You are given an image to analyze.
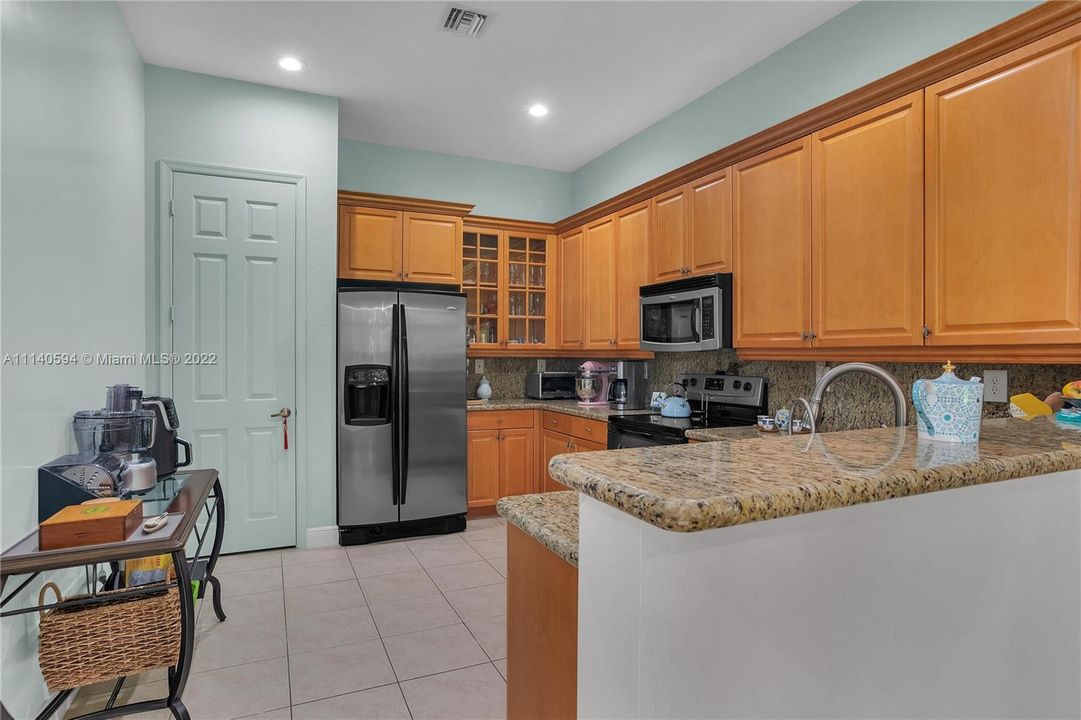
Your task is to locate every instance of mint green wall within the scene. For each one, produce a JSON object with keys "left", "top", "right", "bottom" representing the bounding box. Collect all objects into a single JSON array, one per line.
[
  {"left": 339, "top": 139, "right": 573, "bottom": 222},
  {"left": 1, "top": 2, "right": 145, "bottom": 716},
  {"left": 144, "top": 66, "right": 340, "bottom": 535},
  {"left": 570, "top": 0, "right": 1039, "bottom": 212}
]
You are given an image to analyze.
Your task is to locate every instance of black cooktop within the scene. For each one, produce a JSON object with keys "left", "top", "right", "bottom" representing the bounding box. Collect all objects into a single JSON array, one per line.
[{"left": 609, "top": 412, "right": 754, "bottom": 440}]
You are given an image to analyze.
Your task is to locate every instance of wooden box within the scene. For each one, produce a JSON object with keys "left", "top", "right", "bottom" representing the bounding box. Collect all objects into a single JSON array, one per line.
[{"left": 39, "top": 499, "right": 143, "bottom": 550}]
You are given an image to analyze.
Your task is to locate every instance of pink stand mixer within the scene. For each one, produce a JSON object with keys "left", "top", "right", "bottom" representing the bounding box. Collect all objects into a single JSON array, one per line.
[{"left": 576, "top": 361, "right": 613, "bottom": 406}]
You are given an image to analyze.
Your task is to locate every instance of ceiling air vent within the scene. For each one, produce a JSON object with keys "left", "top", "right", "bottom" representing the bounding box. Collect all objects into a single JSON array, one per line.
[{"left": 443, "top": 6, "right": 488, "bottom": 37}]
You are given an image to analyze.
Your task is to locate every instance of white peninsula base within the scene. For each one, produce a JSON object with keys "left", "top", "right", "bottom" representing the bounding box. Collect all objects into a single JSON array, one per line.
[{"left": 577, "top": 469, "right": 1081, "bottom": 718}]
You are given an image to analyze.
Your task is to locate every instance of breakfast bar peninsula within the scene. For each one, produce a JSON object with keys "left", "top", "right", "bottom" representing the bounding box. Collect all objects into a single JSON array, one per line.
[{"left": 504, "top": 418, "right": 1081, "bottom": 719}]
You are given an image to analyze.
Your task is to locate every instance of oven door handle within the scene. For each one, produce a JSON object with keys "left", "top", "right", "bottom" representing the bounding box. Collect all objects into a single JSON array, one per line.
[
  {"left": 611, "top": 426, "right": 685, "bottom": 448},
  {"left": 691, "top": 302, "right": 701, "bottom": 343}
]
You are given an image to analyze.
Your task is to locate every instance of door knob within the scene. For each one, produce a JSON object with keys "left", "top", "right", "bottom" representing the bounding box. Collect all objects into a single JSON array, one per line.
[{"left": 271, "top": 408, "right": 292, "bottom": 450}]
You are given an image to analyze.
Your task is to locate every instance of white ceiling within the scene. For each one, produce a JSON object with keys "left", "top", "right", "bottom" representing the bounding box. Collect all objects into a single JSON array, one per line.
[{"left": 119, "top": 1, "right": 855, "bottom": 172}]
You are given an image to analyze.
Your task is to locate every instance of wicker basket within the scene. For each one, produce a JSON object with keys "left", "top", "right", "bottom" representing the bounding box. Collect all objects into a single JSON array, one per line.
[{"left": 37, "top": 579, "right": 182, "bottom": 691}]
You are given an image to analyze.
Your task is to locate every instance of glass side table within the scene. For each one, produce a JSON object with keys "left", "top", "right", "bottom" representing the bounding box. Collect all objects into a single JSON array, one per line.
[{"left": 0, "top": 468, "right": 226, "bottom": 720}]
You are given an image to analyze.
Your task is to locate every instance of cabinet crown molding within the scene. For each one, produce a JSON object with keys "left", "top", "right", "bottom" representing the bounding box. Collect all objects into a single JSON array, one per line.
[
  {"left": 339, "top": 190, "right": 475, "bottom": 217},
  {"left": 464, "top": 215, "right": 556, "bottom": 234}
]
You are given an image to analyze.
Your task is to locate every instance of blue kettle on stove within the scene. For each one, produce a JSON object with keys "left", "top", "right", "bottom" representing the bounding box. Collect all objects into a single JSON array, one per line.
[{"left": 660, "top": 384, "right": 692, "bottom": 418}]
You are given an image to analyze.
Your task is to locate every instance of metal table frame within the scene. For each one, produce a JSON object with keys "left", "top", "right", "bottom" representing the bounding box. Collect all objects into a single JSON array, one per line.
[{"left": 0, "top": 470, "right": 226, "bottom": 720}]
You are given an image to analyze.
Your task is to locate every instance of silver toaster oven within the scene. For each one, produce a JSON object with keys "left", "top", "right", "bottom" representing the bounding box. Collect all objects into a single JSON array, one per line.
[{"left": 525, "top": 371, "right": 577, "bottom": 400}]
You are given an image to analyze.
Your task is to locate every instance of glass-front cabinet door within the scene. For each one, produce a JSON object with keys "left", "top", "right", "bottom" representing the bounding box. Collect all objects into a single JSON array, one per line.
[
  {"left": 463, "top": 227, "right": 553, "bottom": 351},
  {"left": 506, "top": 235, "right": 549, "bottom": 347},
  {"left": 462, "top": 229, "right": 502, "bottom": 348}
]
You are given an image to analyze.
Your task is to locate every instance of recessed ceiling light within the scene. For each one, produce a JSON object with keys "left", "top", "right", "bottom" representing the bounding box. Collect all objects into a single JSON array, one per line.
[
  {"left": 278, "top": 56, "right": 305, "bottom": 72},
  {"left": 528, "top": 103, "right": 549, "bottom": 118}
]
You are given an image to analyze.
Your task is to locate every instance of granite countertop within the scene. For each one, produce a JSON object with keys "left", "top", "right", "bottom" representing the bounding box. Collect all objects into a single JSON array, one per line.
[
  {"left": 548, "top": 417, "right": 1081, "bottom": 533},
  {"left": 467, "top": 398, "right": 654, "bottom": 422},
  {"left": 497, "top": 491, "right": 579, "bottom": 567},
  {"left": 685, "top": 425, "right": 761, "bottom": 442}
]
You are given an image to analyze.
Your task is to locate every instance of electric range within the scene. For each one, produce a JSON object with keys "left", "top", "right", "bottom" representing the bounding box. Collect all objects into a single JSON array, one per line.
[{"left": 607, "top": 373, "right": 768, "bottom": 448}]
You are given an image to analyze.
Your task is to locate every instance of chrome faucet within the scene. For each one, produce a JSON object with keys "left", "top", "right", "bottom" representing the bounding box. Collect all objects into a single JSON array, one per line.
[{"left": 791, "top": 362, "right": 907, "bottom": 434}]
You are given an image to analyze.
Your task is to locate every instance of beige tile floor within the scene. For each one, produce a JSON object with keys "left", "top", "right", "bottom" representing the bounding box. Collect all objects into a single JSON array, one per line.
[{"left": 65, "top": 518, "right": 510, "bottom": 720}]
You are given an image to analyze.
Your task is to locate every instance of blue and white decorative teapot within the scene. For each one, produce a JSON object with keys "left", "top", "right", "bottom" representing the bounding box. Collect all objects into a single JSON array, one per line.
[{"left": 911, "top": 361, "right": 984, "bottom": 443}]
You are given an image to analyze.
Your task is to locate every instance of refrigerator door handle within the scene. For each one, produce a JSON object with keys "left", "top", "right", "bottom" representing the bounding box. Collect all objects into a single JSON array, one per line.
[
  {"left": 400, "top": 303, "right": 410, "bottom": 505},
  {"left": 390, "top": 303, "right": 400, "bottom": 506}
]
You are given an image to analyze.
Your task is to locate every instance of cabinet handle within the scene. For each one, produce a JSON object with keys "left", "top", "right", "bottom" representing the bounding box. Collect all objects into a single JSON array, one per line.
[
  {"left": 800, "top": 331, "right": 808, "bottom": 341},
  {"left": 807, "top": 330, "right": 817, "bottom": 341}
]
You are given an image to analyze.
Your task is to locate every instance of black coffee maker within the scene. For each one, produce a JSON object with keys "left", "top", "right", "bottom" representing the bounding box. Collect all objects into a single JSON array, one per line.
[{"left": 142, "top": 397, "right": 192, "bottom": 476}]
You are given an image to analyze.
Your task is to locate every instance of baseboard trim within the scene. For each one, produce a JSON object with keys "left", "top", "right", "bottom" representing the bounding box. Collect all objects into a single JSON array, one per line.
[{"left": 305, "top": 525, "right": 339, "bottom": 548}]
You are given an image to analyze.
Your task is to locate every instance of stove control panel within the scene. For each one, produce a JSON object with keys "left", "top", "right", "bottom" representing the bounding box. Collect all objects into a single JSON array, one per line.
[{"left": 676, "top": 373, "right": 766, "bottom": 408}]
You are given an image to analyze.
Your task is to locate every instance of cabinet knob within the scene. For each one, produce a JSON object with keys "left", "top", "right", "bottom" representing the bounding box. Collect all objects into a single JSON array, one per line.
[{"left": 800, "top": 331, "right": 808, "bottom": 341}]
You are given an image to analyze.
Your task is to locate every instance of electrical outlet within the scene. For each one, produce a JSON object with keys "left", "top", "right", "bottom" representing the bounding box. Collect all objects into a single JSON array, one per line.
[
  {"left": 474, "top": 358, "right": 484, "bottom": 374},
  {"left": 984, "top": 369, "right": 1008, "bottom": 402},
  {"left": 537, "top": 359, "right": 546, "bottom": 373}
]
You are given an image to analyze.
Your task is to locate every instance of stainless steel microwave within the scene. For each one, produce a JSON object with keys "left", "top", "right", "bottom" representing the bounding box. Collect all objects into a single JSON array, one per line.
[{"left": 639, "top": 273, "right": 732, "bottom": 352}]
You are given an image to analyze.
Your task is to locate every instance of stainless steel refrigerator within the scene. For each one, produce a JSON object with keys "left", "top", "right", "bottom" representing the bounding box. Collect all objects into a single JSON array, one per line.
[{"left": 337, "top": 286, "right": 467, "bottom": 544}]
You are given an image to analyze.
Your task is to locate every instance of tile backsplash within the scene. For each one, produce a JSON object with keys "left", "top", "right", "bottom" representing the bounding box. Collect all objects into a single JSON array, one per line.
[{"left": 467, "top": 352, "right": 1081, "bottom": 432}]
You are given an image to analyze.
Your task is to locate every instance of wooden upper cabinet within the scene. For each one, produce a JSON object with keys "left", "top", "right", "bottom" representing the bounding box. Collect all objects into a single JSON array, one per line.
[
  {"left": 925, "top": 24, "right": 1081, "bottom": 346},
  {"left": 614, "top": 202, "right": 651, "bottom": 349},
  {"left": 651, "top": 188, "right": 688, "bottom": 281},
  {"left": 687, "top": 167, "right": 733, "bottom": 275},
  {"left": 811, "top": 91, "right": 925, "bottom": 347},
  {"left": 403, "top": 212, "right": 463, "bottom": 285},
  {"left": 733, "top": 139, "right": 812, "bottom": 348},
  {"left": 583, "top": 216, "right": 618, "bottom": 348},
  {"left": 338, "top": 206, "right": 402, "bottom": 281},
  {"left": 558, "top": 228, "right": 585, "bottom": 349},
  {"left": 650, "top": 169, "right": 731, "bottom": 283}
]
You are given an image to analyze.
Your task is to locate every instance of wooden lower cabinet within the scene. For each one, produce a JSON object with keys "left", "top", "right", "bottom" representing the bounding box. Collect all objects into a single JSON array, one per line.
[
  {"left": 467, "top": 411, "right": 537, "bottom": 513},
  {"left": 507, "top": 524, "right": 578, "bottom": 720},
  {"left": 466, "top": 430, "right": 501, "bottom": 511},
  {"left": 499, "top": 428, "right": 535, "bottom": 498},
  {"left": 538, "top": 412, "right": 608, "bottom": 492},
  {"left": 540, "top": 429, "right": 573, "bottom": 493},
  {"left": 468, "top": 410, "right": 608, "bottom": 508}
]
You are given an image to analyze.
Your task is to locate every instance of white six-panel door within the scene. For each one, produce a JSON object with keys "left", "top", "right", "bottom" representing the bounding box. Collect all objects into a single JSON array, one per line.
[{"left": 171, "top": 171, "right": 297, "bottom": 553}]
